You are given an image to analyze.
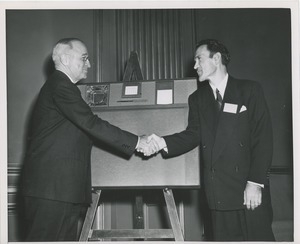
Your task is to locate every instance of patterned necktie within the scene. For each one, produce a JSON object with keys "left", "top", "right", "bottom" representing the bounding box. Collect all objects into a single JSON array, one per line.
[{"left": 216, "top": 88, "right": 222, "bottom": 111}]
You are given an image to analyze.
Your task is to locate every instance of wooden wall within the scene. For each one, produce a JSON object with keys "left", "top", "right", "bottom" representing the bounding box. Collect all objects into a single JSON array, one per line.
[{"left": 6, "top": 9, "right": 293, "bottom": 241}]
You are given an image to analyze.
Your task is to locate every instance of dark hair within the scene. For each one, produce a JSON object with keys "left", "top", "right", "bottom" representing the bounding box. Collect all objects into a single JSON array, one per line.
[{"left": 196, "top": 39, "right": 230, "bottom": 66}]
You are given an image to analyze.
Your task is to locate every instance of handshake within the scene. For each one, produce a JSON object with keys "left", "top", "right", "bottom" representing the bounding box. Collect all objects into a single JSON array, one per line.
[{"left": 136, "top": 134, "right": 167, "bottom": 156}]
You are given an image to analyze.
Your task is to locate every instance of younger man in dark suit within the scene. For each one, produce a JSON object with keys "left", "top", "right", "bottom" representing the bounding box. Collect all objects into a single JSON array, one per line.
[
  {"left": 21, "top": 38, "right": 152, "bottom": 241},
  {"left": 141, "top": 39, "right": 275, "bottom": 241}
]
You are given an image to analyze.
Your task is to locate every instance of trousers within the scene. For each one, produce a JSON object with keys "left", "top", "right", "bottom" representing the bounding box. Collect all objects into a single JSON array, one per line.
[
  {"left": 23, "top": 196, "right": 87, "bottom": 241},
  {"left": 210, "top": 187, "right": 275, "bottom": 241}
]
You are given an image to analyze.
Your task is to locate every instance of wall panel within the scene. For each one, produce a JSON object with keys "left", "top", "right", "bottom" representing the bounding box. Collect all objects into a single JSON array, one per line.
[{"left": 97, "top": 9, "right": 187, "bottom": 82}]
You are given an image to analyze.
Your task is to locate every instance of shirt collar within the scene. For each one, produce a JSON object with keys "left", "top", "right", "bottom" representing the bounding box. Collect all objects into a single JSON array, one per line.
[{"left": 209, "top": 73, "right": 228, "bottom": 99}]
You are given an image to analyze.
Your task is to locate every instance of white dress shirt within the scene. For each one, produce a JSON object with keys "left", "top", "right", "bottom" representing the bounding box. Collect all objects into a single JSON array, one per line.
[{"left": 209, "top": 73, "right": 228, "bottom": 100}]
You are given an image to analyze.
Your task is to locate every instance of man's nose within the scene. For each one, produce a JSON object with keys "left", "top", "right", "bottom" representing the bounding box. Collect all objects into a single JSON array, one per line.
[
  {"left": 86, "top": 59, "right": 91, "bottom": 68},
  {"left": 194, "top": 61, "right": 198, "bottom": 69}
]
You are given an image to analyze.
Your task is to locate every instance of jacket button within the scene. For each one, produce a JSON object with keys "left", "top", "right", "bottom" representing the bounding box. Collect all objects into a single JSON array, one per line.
[
  {"left": 203, "top": 145, "right": 207, "bottom": 149},
  {"left": 211, "top": 168, "right": 215, "bottom": 173},
  {"left": 239, "top": 142, "right": 244, "bottom": 147}
]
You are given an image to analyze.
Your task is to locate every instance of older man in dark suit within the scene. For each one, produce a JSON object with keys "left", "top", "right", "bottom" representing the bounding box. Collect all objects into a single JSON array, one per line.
[
  {"left": 21, "top": 38, "right": 150, "bottom": 241},
  {"left": 142, "top": 39, "right": 275, "bottom": 241}
]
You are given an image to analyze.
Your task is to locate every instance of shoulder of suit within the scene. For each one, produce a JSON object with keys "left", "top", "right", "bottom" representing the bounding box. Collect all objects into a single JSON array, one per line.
[
  {"left": 190, "top": 80, "right": 209, "bottom": 95},
  {"left": 229, "top": 76, "right": 262, "bottom": 90},
  {"left": 49, "top": 71, "right": 75, "bottom": 86},
  {"left": 46, "top": 71, "right": 79, "bottom": 95},
  {"left": 50, "top": 70, "right": 71, "bottom": 82},
  {"left": 189, "top": 88, "right": 201, "bottom": 101},
  {"left": 187, "top": 81, "right": 211, "bottom": 103}
]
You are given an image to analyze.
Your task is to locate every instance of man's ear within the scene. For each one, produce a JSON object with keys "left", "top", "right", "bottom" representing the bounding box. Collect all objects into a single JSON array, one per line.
[
  {"left": 213, "top": 52, "right": 222, "bottom": 65},
  {"left": 60, "top": 54, "right": 69, "bottom": 65}
]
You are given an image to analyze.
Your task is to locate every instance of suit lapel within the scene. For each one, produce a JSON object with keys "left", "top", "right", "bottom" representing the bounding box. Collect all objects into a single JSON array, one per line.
[
  {"left": 212, "top": 77, "right": 242, "bottom": 164},
  {"left": 199, "top": 82, "right": 218, "bottom": 136}
]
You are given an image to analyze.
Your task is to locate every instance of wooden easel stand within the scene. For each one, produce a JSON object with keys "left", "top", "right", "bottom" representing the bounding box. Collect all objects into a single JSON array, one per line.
[{"left": 79, "top": 188, "right": 184, "bottom": 241}]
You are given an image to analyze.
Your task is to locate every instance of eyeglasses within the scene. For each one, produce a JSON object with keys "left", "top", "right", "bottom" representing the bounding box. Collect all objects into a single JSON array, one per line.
[{"left": 81, "top": 56, "right": 89, "bottom": 63}]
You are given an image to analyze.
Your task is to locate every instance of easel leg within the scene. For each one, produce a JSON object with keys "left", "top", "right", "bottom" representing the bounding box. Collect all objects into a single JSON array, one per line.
[
  {"left": 134, "top": 194, "right": 144, "bottom": 229},
  {"left": 163, "top": 188, "right": 184, "bottom": 241},
  {"left": 79, "top": 190, "right": 101, "bottom": 241}
]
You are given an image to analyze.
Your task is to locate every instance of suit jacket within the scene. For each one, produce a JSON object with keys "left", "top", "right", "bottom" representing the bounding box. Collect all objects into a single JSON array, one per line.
[
  {"left": 163, "top": 76, "right": 273, "bottom": 210},
  {"left": 22, "top": 70, "right": 138, "bottom": 204}
]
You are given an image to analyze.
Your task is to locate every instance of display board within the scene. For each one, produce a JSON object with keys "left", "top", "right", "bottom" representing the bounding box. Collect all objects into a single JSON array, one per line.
[{"left": 78, "top": 78, "right": 200, "bottom": 189}]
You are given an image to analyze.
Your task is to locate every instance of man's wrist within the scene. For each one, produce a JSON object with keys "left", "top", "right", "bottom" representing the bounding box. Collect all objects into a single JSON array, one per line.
[
  {"left": 135, "top": 136, "right": 140, "bottom": 149},
  {"left": 247, "top": 181, "right": 264, "bottom": 188},
  {"left": 161, "top": 138, "right": 168, "bottom": 153}
]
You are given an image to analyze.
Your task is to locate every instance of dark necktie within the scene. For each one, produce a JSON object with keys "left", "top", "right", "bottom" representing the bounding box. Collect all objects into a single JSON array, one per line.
[{"left": 216, "top": 88, "right": 222, "bottom": 111}]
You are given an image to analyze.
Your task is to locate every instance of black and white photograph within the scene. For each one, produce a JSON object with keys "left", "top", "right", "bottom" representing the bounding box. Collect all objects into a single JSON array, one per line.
[{"left": 1, "top": 0, "right": 299, "bottom": 243}]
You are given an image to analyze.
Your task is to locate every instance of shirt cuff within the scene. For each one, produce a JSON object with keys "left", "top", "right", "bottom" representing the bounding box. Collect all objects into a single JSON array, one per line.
[
  {"left": 135, "top": 136, "right": 140, "bottom": 149},
  {"left": 162, "top": 138, "right": 168, "bottom": 153},
  {"left": 247, "top": 181, "right": 264, "bottom": 188}
]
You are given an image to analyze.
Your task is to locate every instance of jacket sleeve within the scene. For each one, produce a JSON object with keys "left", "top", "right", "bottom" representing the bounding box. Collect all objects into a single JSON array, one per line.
[
  {"left": 52, "top": 81, "right": 138, "bottom": 156},
  {"left": 163, "top": 94, "right": 200, "bottom": 157},
  {"left": 247, "top": 82, "right": 273, "bottom": 185}
]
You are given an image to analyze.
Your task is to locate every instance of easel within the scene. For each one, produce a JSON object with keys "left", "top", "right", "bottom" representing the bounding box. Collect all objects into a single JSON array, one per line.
[
  {"left": 79, "top": 188, "right": 184, "bottom": 241},
  {"left": 79, "top": 52, "right": 184, "bottom": 241}
]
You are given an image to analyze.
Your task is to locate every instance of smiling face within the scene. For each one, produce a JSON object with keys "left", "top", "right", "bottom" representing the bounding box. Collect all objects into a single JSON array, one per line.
[
  {"left": 66, "top": 41, "right": 91, "bottom": 83},
  {"left": 193, "top": 44, "right": 217, "bottom": 82}
]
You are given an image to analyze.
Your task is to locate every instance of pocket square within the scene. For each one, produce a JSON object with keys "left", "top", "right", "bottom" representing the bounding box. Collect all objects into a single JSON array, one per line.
[
  {"left": 223, "top": 103, "right": 238, "bottom": 114},
  {"left": 240, "top": 105, "right": 247, "bottom": 113}
]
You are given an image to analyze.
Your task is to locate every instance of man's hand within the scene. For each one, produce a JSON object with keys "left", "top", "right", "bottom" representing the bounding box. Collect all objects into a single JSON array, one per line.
[
  {"left": 243, "top": 182, "right": 262, "bottom": 210},
  {"left": 136, "top": 134, "right": 167, "bottom": 156},
  {"left": 146, "top": 134, "right": 167, "bottom": 153},
  {"left": 136, "top": 135, "right": 157, "bottom": 156}
]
